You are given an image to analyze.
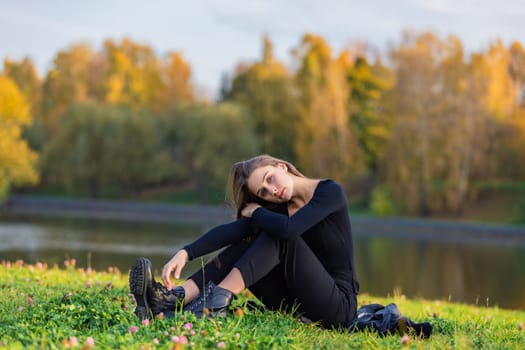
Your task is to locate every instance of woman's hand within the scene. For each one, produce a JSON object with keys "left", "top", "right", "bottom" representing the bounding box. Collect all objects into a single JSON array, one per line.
[
  {"left": 241, "top": 203, "right": 261, "bottom": 218},
  {"left": 162, "top": 249, "right": 189, "bottom": 290}
]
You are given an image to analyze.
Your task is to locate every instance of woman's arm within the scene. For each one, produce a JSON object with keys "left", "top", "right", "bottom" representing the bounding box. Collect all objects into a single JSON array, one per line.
[
  {"left": 251, "top": 180, "right": 345, "bottom": 239},
  {"left": 183, "top": 217, "right": 255, "bottom": 260},
  {"left": 161, "top": 215, "right": 255, "bottom": 289}
]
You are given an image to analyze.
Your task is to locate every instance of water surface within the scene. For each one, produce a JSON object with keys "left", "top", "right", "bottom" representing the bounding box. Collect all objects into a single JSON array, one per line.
[{"left": 1, "top": 216, "right": 524, "bottom": 310}]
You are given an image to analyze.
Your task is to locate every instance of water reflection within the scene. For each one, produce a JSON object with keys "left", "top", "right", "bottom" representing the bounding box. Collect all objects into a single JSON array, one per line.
[
  {"left": 0, "top": 218, "right": 211, "bottom": 276},
  {"left": 1, "top": 217, "right": 524, "bottom": 310},
  {"left": 355, "top": 236, "right": 525, "bottom": 310}
]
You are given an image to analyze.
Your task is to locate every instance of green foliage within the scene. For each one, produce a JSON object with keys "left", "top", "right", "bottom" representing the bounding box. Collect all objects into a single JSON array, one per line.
[
  {"left": 2, "top": 260, "right": 525, "bottom": 349},
  {"left": 516, "top": 198, "right": 525, "bottom": 224},
  {"left": 135, "top": 186, "right": 227, "bottom": 206},
  {"left": 42, "top": 102, "right": 170, "bottom": 197},
  {"left": 370, "top": 186, "right": 400, "bottom": 216},
  {"left": 228, "top": 36, "right": 299, "bottom": 162},
  {"left": 161, "top": 102, "right": 260, "bottom": 204},
  {"left": 345, "top": 57, "right": 390, "bottom": 173}
]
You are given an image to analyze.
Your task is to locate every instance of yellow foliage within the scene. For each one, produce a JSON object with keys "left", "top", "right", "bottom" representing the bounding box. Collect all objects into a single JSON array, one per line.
[
  {"left": 0, "top": 76, "right": 39, "bottom": 199},
  {"left": 486, "top": 41, "right": 517, "bottom": 119}
]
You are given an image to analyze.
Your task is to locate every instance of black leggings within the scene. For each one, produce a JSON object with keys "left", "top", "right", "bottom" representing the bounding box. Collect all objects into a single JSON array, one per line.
[{"left": 188, "top": 233, "right": 357, "bottom": 329}]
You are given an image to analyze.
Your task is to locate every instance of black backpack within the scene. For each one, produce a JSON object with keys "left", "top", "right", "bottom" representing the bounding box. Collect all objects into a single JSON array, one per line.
[{"left": 349, "top": 303, "right": 432, "bottom": 338}]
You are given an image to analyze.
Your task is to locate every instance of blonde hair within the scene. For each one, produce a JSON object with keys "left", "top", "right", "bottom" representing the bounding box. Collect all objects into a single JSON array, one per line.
[{"left": 227, "top": 154, "right": 305, "bottom": 218}]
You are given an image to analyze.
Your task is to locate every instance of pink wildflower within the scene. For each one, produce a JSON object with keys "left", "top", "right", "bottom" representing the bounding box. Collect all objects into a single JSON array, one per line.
[
  {"left": 85, "top": 337, "right": 95, "bottom": 348},
  {"left": 152, "top": 338, "right": 159, "bottom": 345},
  {"left": 69, "top": 336, "right": 79, "bottom": 347},
  {"left": 129, "top": 326, "right": 139, "bottom": 333},
  {"left": 400, "top": 335, "right": 410, "bottom": 346},
  {"left": 179, "top": 335, "right": 188, "bottom": 344},
  {"left": 171, "top": 335, "right": 180, "bottom": 343},
  {"left": 18, "top": 306, "right": 24, "bottom": 312},
  {"left": 217, "top": 341, "right": 226, "bottom": 348},
  {"left": 183, "top": 322, "right": 193, "bottom": 330},
  {"left": 189, "top": 330, "right": 196, "bottom": 336},
  {"left": 142, "top": 319, "right": 150, "bottom": 326},
  {"left": 85, "top": 280, "right": 92, "bottom": 288}
]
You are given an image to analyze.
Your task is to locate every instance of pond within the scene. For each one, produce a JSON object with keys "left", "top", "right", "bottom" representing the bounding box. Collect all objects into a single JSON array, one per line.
[{"left": 1, "top": 216, "right": 524, "bottom": 311}]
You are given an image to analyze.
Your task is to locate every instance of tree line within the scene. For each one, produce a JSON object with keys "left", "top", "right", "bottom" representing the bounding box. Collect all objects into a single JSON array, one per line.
[{"left": 1, "top": 31, "right": 524, "bottom": 217}]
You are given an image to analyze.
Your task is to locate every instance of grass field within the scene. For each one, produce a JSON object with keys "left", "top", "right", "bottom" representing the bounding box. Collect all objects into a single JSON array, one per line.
[{"left": 1, "top": 259, "right": 524, "bottom": 349}]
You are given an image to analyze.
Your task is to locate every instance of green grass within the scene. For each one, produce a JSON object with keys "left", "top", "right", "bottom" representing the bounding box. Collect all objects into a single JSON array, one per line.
[
  {"left": 1, "top": 260, "right": 524, "bottom": 349},
  {"left": 132, "top": 186, "right": 227, "bottom": 206}
]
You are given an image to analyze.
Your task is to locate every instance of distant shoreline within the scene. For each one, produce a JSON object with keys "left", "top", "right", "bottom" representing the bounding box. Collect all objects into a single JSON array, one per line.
[{"left": 1, "top": 194, "right": 524, "bottom": 246}]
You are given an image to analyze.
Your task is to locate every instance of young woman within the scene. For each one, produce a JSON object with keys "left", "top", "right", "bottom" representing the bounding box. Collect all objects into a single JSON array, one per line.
[{"left": 129, "top": 154, "right": 359, "bottom": 329}]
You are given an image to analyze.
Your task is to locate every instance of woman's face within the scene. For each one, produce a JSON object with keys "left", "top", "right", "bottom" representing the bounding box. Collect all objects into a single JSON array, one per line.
[{"left": 247, "top": 163, "right": 293, "bottom": 203}]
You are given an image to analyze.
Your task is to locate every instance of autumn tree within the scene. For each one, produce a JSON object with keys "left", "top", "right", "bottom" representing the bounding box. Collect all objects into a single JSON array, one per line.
[
  {"left": 484, "top": 41, "right": 525, "bottom": 182},
  {"left": 385, "top": 31, "right": 465, "bottom": 215},
  {"left": 228, "top": 35, "right": 299, "bottom": 162},
  {"left": 383, "top": 31, "right": 525, "bottom": 215},
  {"left": 506, "top": 42, "right": 525, "bottom": 179},
  {"left": 3, "top": 57, "right": 42, "bottom": 114},
  {"left": 341, "top": 53, "right": 391, "bottom": 173},
  {"left": 159, "top": 52, "right": 194, "bottom": 109},
  {"left": 42, "top": 44, "right": 94, "bottom": 135},
  {"left": 0, "top": 75, "right": 39, "bottom": 199},
  {"left": 3, "top": 57, "right": 46, "bottom": 151},
  {"left": 102, "top": 38, "right": 163, "bottom": 110},
  {"left": 293, "top": 34, "right": 364, "bottom": 183}
]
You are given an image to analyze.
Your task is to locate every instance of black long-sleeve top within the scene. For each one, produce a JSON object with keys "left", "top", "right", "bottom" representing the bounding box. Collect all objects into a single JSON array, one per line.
[{"left": 183, "top": 179, "right": 359, "bottom": 297}]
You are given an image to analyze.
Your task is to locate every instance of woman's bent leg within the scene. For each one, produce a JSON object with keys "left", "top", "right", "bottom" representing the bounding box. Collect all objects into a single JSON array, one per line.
[
  {"left": 233, "top": 233, "right": 357, "bottom": 329},
  {"left": 187, "top": 238, "right": 252, "bottom": 291}
]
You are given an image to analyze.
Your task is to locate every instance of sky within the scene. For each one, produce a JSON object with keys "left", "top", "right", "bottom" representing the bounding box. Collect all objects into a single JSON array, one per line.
[{"left": 1, "top": 0, "right": 524, "bottom": 97}]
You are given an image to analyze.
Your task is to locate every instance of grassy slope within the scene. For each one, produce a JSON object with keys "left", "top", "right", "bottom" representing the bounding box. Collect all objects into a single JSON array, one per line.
[{"left": 1, "top": 260, "right": 524, "bottom": 349}]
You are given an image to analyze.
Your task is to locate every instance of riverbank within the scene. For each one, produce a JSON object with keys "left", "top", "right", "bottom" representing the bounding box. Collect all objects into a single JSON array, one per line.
[
  {"left": 1, "top": 260, "right": 524, "bottom": 349},
  {"left": 1, "top": 195, "right": 524, "bottom": 246}
]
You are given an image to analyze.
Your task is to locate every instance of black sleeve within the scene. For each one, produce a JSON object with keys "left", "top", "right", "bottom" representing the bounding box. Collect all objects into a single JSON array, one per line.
[
  {"left": 251, "top": 180, "right": 345, "bottom": 239},
  {"left": 183, "top": 217, "right": 255, "bottom": 260}
]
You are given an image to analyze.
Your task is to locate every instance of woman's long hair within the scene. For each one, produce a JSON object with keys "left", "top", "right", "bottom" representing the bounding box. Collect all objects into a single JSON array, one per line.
[{"left": 227, "top": 155, "right": 305, "bottom": 218}]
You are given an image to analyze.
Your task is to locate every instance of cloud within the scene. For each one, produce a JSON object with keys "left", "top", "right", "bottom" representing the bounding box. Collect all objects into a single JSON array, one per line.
[
  {"left": 403, "top": 0, "right": 525, "bottom": 17},
  {"left": 0, "top": 7, "right": 105, "bottom": 37}
]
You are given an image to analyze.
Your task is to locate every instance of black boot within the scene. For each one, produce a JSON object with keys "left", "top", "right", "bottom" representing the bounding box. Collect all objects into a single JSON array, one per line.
[
  {"left": 129, "top": 257, "right": 154, "bottom": 320},
  {"left": 184, "top": 281, "right": 235, "bottom": 318},
  {"left": 129, "top": 257, "right": 185, "bottom": 319},
  {"left": 149, "top": 282, "right": 185, "bottom": 316},
  {"left": 183, "top": 281, "right": 215, "bottom": 315}
]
